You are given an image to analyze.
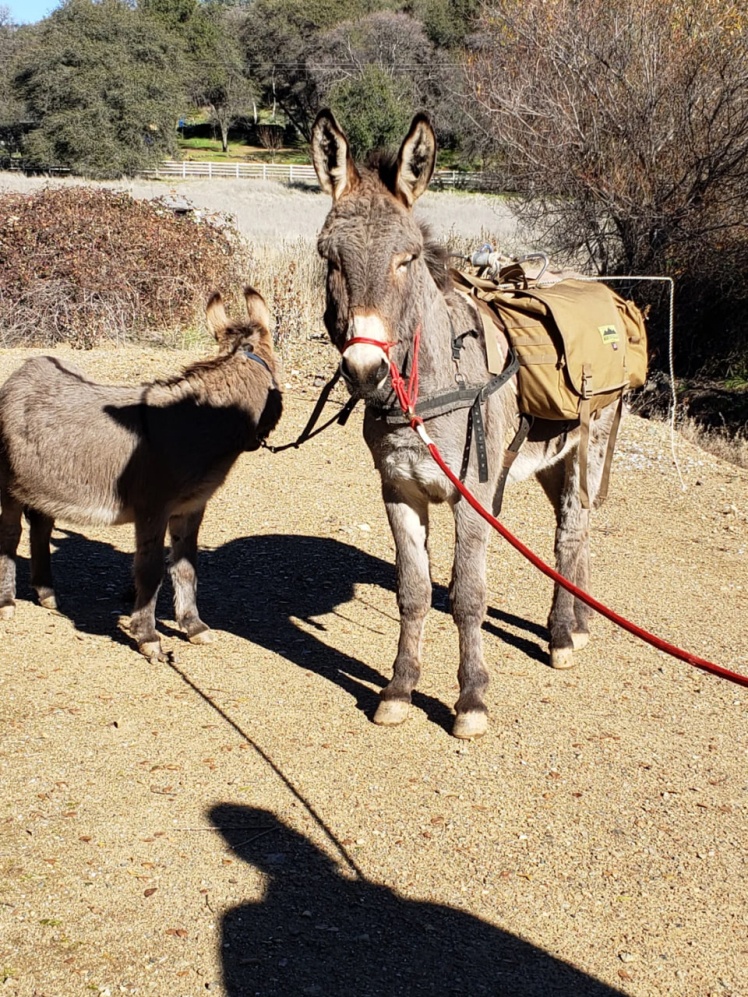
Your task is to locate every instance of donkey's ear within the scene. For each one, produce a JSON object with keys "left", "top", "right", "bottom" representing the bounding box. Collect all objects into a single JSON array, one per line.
[
  {"left": 243, "top": 285, "right": 272, "bottom": 333},
  {"left": 311, "top": 109, "right": 360, "bottom": 201},
  {"left": 206, "top": 291, "right": 230, "bottom": 342},
  {"left": 394, "top": 113, "right": 436, "bottom": 208}
]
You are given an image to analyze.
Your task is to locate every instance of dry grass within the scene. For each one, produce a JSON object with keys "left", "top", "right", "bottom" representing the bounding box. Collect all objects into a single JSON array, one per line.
[{"left": 675, "top": 415, "right": 748, "bottom": 469}]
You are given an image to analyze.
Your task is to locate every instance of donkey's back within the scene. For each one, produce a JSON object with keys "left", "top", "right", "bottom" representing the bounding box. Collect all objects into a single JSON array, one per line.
[{"left": 0, "top": 355, "right": 146, "bottom": 526}]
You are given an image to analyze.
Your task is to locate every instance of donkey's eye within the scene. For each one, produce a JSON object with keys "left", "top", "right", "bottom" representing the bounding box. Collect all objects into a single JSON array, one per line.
[{"left": 396, "top": 254, "right": 416, "bottom": 273}]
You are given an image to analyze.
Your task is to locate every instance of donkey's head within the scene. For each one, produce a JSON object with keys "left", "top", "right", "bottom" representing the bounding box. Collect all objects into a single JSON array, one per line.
[
  {"left": 312, "top": 110, "right": 442, "bottom": 399},
  {"left": 206, "top": 286, "right": 275, "bottom": 361}
]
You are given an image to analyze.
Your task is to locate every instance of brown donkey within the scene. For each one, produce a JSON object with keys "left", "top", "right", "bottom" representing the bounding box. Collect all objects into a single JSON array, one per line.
[
  {"left": 0, "top": 287, "right": 282, "bottom": 661},
  {"left": 312, "top": 111, "right": 622, "bottom": 738}
]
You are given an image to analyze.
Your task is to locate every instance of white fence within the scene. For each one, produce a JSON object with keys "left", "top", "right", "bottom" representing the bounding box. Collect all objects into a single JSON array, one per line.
[
  {"left": 139, "top": 160, "right": 497, "bottom": 191},
  {"left": 139, "top": 161, "right": 319, "bottom": 183}
]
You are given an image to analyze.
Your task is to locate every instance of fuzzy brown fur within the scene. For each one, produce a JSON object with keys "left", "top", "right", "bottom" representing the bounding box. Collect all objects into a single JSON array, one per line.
[{"left": 0, "top": 287, "right": 282, "bottom": 661}]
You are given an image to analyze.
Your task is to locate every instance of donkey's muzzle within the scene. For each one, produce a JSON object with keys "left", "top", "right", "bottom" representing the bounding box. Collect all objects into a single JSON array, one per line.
[{"left": 340, "top": 352, "right": 389, "bottom": 395}]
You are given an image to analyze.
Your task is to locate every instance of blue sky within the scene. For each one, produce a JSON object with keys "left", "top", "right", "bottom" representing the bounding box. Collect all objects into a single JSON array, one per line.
[{"left": 6, "top": 0, "right": 60, "bottom": 24}]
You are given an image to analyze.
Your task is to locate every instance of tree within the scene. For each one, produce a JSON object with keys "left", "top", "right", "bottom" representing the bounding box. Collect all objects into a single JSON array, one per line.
[
  {"left": 0, "top": 6, "right": 28, "bottom": 156},
  {"left": 14, "top": 0, "right": 184, "bottom": 176},
  {"left": 310, "top": 10, "right": 447, "bottom": 153},
  {"left": 406, "top": 0, "right": 479, "bottom": 48},
  {"left": 189, "top": 4, "right": 256, "bottom": 153},
  {"left": 327, "top": 65, "right": 413, "bottom": 156},
  {"left": 464, "top": 0, "right": 748, "bottom": 372},
  {"left": 241, "top": 0, "right": 405, "bottom": 139}
]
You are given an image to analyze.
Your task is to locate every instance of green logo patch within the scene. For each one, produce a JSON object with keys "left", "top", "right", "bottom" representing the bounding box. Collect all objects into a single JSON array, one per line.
[{"left": 599, "top": 324, "right": 620, "bottom": 345}]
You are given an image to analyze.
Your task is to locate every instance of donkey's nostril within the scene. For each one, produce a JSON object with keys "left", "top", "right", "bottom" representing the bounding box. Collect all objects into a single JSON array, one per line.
[
  {"left": 340, "top": 354, "right": 354, "bottom": 382},
  {"left": 375, "top": 357, "right": 389, "bottom": 384}
]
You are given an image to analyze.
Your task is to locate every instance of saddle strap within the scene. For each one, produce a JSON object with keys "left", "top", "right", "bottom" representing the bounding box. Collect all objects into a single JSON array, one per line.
[
  {"left": 596, "top": 395, "right": 624, "bottom": 507},
  {"left": 493, "top": 413, "right": 534, "bottom": 515},
  {"left": 458, "top": 394, "right": 490, "bottom": 484},
  {"left": 578, "top": 393, "right": 624, "bottom": 509}
]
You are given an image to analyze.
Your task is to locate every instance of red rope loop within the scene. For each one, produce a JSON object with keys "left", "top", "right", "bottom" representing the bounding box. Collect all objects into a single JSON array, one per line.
[{"left": 388, "top": 324, "right": 421, "bottom": 418}]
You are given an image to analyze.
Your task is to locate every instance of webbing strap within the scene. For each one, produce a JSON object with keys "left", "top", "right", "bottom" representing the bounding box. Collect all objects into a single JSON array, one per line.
[
  {"left": 493, "top": 413, "right": 534, "bottom": 515},
  {"left": 579, "top": 398, "right": 591, "bottom": 509},
  {"left": 459, "top": 395, "right": 490, "bottom": 483},
  {"left": 596, "top": 395, "right": 624, "bottom": 506},
  {"left": 381, "top": 350, "right": 519, "bottom": 426}
]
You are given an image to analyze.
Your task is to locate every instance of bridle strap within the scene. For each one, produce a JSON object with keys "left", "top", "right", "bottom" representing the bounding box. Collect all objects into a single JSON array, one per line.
[{"left": 341, "top": 336, "right": 397, "bottom": 355}]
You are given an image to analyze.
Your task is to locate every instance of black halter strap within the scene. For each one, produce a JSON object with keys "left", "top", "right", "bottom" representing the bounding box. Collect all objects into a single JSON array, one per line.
[
  {"left": 381, "top": 349, "right": 519, "bottom": 483},
  {"left": 262, "top": 367, "right": 359, "bottom": 454}
]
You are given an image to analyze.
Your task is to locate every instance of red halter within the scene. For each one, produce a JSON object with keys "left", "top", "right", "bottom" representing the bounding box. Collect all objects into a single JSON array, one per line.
[
  {"left": 341, "top": 336, "right": 397, "bottom": 355},
  {"left": 341, "top": 329, "right": 422, "bottom": 419}
]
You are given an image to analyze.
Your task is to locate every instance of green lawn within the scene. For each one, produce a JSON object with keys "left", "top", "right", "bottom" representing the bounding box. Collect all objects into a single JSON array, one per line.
[{"left": 177, "top": 135, "right": 311, "bottom": 164}]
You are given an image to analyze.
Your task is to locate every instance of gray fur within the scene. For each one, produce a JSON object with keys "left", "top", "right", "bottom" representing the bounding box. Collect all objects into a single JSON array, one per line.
[
  {"left": 0, "top": 287, "right": 283, "bottom": 661},
  {"left": 313, "top": 110, "right": 620, "bottom": 738}
]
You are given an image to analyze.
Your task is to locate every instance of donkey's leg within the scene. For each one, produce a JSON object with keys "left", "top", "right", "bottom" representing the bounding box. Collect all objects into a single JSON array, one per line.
[
  {"left": 374, "top": 486, "right": 431, "bottom": 727},
  {"left": 450, "top": 500, "right": 491, "bottom": 738},
  {"left": 168, "top": 508, "right": 213, "bottom": 645},
  {"left": 537, "top": 454, "right": 594, "bottom": 670},
  {"left": 0, "top": 492, "right": 23, "bottom": 620},
  {"left": 27, "top": 509, "right": 57, "bottom": 610},
  {"left": 130, "top": 514, "right": 169, "bottom": 662}
]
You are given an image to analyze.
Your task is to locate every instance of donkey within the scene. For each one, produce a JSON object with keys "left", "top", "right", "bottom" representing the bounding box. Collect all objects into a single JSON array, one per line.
[
  {"left": 0, "top": 287, "right": 283, "bottom": 662},
  {"left": 311, "top": 111, "right": 622, "bottom": 738}
]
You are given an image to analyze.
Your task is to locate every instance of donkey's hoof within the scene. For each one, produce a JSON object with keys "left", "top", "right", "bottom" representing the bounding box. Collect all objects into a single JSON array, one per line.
[
  {"left": 139, "top": 640, "right": 166, "bottom": 664},
  {"left": 189, "top": 628, "right": 214, "bottom": 646},
  {"left": 550, "top": 647, "right": 575, "bottom": 670},
  {"left": 373, "top": 699, "right": 410, "bottom": 726},
  {"left": 38, "top": 592, "right": 58, "bottom": 611},
  {"left": 452, "top": 711, "right": 488, "bottom": 739},
  {"left": 572, "top": 631, "right": 589, "bottom": 651},
  {"left": 0, "top": 603, "right": 15, "bottom": 621}
]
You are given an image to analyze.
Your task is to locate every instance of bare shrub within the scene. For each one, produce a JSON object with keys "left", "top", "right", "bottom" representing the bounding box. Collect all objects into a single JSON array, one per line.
[
  {"left": 464, "top": 0, "right": 748, "bottom": 375},
  {"left": 676, "top": 416, "right": 748, "bottom": 470},
  {"left": 0, "top": 186, "right": 252, "bottom": 347},
  {"left": 246, "top": 237, "right": 326, "bottom": 347}
]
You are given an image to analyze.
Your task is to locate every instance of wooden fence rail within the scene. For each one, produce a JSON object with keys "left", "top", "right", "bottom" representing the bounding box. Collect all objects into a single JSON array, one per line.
[{"left": 138, "top": 160, "right": 499, "bottom": 192}]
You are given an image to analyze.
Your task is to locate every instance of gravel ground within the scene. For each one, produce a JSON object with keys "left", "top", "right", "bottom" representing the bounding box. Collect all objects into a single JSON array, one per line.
[
  {"left": 1, "top": 173, "right": 747, "bottom": 996},
  {"left": 0, "top": 339, "right": 746, "bottom": 997}
]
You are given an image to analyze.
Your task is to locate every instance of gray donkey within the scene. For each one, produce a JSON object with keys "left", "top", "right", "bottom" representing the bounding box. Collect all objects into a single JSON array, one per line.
[
  {"left": 0, "top": 287, "right": 282, "bottom": 661},
  {"left": 312, "top": 110, "right": 622, "bottom": 738}
]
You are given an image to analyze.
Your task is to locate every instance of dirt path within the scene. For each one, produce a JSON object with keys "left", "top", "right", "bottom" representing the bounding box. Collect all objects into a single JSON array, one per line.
[{"left": 0, "top": 337, "right": 747, "bottom": 997}]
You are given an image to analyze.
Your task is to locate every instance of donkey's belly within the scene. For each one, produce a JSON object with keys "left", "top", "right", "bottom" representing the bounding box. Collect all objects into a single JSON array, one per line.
[
  {"left": 506, "top": 428, "right": 578, "bottom": 485},
  {"left": 12, "top": 480, "right": 132, "bottom": 527}
]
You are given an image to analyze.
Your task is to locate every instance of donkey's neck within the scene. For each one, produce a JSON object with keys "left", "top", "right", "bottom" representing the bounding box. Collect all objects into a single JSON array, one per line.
[
  {"left": 146, "top": 349, "right": 274, "bottom": 410},
  {"left": 414, "top": 270, "right": 486, "bottom": 394}
]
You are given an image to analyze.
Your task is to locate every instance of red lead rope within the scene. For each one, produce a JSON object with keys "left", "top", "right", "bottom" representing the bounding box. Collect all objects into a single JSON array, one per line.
[{"left": 376, "top": 333, "right": 748, "bottom": 689}]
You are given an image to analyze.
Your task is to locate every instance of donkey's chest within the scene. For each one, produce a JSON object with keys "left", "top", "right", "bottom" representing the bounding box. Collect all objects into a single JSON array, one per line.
[{"left": 366, "top": 423, "right": 454, "bottom": 503}]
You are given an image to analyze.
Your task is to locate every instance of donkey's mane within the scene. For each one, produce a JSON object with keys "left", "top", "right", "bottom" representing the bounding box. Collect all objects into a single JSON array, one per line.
[
  {"left": 364, "top": 150, "right": 452, "bottom": 294},
  {"left": 150, "top": 326, "right": 269, "bottom": 390}
]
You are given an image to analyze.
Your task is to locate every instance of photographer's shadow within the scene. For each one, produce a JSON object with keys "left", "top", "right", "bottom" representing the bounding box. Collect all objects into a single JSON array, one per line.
[{"left": 211, "top": 803, "right": 624, "bottom": 997}]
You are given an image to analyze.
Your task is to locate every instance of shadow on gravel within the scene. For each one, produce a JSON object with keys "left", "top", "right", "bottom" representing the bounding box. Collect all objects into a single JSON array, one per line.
[
  {"left": 24, "top": 530, "right": 551, "bottom": 713},
  {"left": 209, "top": 802, "right": 625, "bottom": 997}
]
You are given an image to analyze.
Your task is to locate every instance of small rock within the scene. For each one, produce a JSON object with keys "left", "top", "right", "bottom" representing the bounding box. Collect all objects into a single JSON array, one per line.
[{"left": 619, "top": 952, "right": 636, "bottom": 963}]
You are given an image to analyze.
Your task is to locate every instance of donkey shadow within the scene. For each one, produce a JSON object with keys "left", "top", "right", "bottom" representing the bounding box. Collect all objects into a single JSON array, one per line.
[
  {"left": 25, "top": 531, "right": 551, "bottom": 723},
  {"left": 210, "top": 802, "right": 625, "bottom": 997}
]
